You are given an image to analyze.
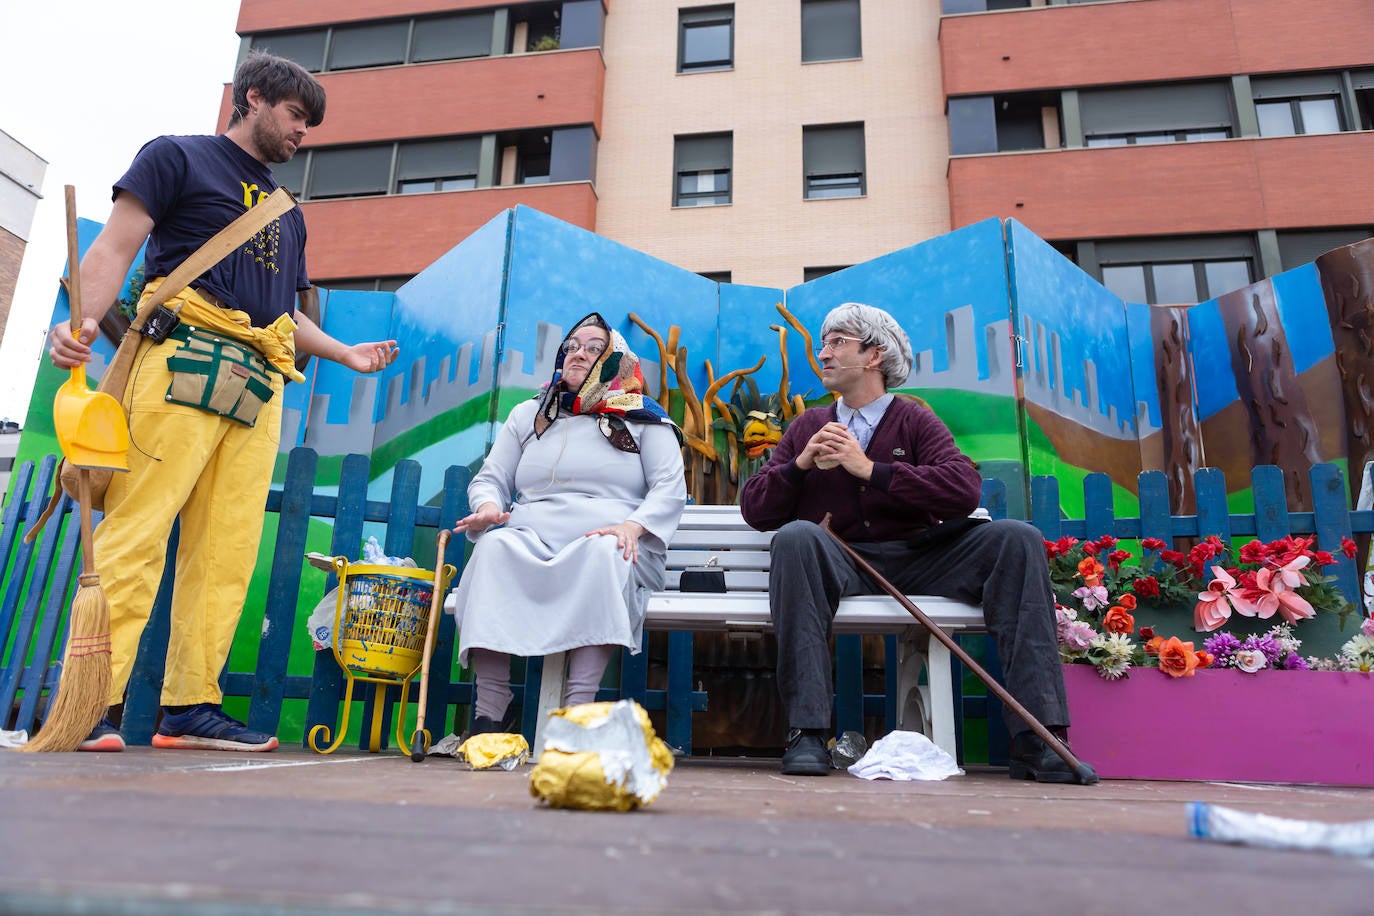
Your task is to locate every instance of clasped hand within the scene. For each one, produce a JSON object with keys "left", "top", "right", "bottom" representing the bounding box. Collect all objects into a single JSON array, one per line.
[{"left": 796, "top": 421, "right": 873, "bottom": 479}]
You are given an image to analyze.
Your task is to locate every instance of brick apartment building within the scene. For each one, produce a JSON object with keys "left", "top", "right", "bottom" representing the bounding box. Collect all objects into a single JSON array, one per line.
[{"left": 228, "top": 0, "right": 1374, "bottom": 302}]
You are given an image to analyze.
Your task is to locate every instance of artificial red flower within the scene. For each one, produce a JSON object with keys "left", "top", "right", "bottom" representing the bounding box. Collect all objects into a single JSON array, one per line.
[
  {"left": 1341, "top": 537, "right": 1358, "bottom": 560},
  {"left": 1107, "top": 549, "right": 1132, "bottom": 572},
  {"left": 1081, "top": 541, "right": 1100, "bottom": 556},
  {"left": 1312, "top": 551, "right": 1336, "bottom": 568},
  {"left": 1238, "top": 540, "right": 1269, "bottom": 565},
  {"left": 1141, "top": 537, "right": 1166, "bottom": 551},
  {"left": 1138, "top": 626, "right": 1155, "bottom": 641},
  {"left": 1132, "top": 576, "right": 1160, "bottom": 598},
  {"left": 1159, "top": 550, "right": 1187, "bottom": 567}
]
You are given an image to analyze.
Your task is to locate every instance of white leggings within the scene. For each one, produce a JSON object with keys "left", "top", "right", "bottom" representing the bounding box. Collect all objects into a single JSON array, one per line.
[{"left": 470, "top": 645, "right": 616, "bottom": 721}]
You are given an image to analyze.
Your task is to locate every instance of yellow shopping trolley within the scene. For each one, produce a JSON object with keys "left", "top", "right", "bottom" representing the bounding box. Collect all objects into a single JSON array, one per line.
[{"left": 308, "top": 530, "right": 456, "bottom": 756}]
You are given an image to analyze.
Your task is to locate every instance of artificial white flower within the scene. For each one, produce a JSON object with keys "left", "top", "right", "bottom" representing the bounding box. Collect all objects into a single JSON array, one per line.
[{"left": 1233, "top": 648, "right": 1268, "bottom": 673}]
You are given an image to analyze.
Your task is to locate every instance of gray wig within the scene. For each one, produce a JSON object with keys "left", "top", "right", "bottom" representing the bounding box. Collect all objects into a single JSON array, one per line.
[{"left": 820, "top": 302, "right": 915, "bottom": 389}]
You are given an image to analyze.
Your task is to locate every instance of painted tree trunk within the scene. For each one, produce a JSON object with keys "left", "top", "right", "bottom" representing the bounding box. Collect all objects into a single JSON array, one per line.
[
  {"left": 1150, "top": 305, "right": 1202, "bottom": 513},
  {"left": 1316, "top": 238, "right": 1374, "bottom": 506},
  {"left": 1216, "top": 282, "right": 1322, "bottom": 508}
]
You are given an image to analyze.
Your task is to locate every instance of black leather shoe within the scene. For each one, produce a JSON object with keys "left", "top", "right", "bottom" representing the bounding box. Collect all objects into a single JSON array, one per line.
[
  {"left": 468, "top": 709, "right": 517, "bottom": 738},
  {"left": 1009, "top": 730, "right": 1099, "bottom": 785},
  {"left": 780, "top": 728, "right": 831, "bottom": 776}
]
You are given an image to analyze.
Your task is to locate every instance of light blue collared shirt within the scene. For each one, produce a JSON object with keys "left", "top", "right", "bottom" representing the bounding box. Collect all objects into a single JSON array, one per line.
[{"left": 835, "top": 393, "right": 893, "bottom": 452}]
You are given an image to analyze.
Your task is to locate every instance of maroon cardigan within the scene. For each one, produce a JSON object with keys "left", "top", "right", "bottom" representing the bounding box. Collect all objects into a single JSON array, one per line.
[{"left": 739, "top": 398, "right": 982, "bottom": 543}]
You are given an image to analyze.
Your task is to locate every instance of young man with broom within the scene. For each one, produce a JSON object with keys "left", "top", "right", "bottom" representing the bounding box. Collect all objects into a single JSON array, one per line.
[
  {"left": 739, "top": 303, "right": 1094, "bottom": 782},
  {"left": 45, "top": 52, "right": 398, "bottom": 752}
]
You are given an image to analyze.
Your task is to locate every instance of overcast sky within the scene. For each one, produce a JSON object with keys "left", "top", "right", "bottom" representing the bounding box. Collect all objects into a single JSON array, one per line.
[{"left": 0, "top": 1, "right": 242, "bottom": 422}]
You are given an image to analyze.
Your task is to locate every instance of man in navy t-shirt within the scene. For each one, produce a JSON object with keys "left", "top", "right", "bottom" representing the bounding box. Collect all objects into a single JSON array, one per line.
[{"left": 48, "top": 52, "right": 399, "bottom": 754}]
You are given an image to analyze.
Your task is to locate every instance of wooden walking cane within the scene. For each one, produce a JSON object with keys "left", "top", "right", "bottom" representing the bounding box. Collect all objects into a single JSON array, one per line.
[
  {"left": 409, "top": 529, "right": 450, "bottom": 762},
  {"left": 818, "top": 515, "right": 1099, "bottom": 785},
  {"left": 21, "top": 187, "right": 122, "bottom": 752}
]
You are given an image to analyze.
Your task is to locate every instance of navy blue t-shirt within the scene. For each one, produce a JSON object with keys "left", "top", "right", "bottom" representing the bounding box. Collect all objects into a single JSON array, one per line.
[{"left": 114, "top": 134, "right": 309, "bottom": 327}]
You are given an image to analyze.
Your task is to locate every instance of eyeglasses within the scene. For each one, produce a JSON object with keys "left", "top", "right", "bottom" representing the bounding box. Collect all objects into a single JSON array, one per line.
[
  {"left": 561, "top": 339, "right": 608, "bottom": 357},
  {"left": 814, "top": 335, "right": 865, "bottom": 357}
]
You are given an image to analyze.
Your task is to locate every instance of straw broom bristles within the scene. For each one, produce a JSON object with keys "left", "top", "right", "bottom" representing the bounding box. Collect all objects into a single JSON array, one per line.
[{"left": 19, "top": 472, "right": 112, "bottom": 752}]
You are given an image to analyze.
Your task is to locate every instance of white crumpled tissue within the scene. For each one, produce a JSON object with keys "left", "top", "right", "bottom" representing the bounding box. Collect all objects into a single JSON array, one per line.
[{"left": 847, "top": 730, "right": 963, "bottom": 781}]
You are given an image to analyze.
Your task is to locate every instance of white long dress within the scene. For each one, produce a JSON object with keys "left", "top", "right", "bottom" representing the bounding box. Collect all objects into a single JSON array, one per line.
[{"left": 452, "top": 398, "right": 687, "bottom": 665}]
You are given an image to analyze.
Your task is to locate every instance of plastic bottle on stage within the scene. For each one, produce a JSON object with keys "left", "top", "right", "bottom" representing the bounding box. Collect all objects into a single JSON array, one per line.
[
  {"left": 828, "top": 731, "right": 868, "bottom": 770},
  {"left": 1188, "top": 802, "right": 1374, "bottom": 857}
]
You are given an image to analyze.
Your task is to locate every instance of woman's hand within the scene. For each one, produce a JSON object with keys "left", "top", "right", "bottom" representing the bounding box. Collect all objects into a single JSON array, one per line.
[
  {"left": 453, "top": 502, "right": 510, "bottom": 535},
  {"left": 586, "top": 520, "right": 646, "bottom": 563}
]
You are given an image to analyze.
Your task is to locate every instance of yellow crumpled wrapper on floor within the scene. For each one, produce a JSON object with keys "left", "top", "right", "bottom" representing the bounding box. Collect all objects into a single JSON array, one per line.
[
  {"left": 456, "top": 732, "right": 530, "bottom": 770},
  {"left": 529, "top": 700, "right": 674, "bottom": 811}
]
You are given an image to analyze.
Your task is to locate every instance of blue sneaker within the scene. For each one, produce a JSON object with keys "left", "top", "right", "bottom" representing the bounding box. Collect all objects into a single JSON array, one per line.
[
  {"left": 78, "top": 717, "right": 126, "bottom": 752},
  {"left": 152, "top": 704, "right": 278, "bottom": 752}
]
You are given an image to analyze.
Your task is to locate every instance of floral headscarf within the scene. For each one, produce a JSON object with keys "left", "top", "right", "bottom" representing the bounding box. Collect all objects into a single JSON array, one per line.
[{"left": 534, "top": 312, "right": 683, "bottom": 453}]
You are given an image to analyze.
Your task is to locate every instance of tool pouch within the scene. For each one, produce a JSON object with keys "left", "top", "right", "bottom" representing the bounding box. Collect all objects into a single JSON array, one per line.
[{"left": 164, "top": 326, "right": 276, "bottom": 426}]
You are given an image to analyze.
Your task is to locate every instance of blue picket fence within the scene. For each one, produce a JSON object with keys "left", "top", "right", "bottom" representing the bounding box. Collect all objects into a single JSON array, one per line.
[{"left": 3, "top": 451, "right": 1370, "bottom": 757}]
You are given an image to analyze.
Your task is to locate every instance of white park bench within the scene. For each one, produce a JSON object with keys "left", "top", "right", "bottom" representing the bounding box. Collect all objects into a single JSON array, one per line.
[{"left": 532, "top": 504, "right": 988, "bottom": 757}]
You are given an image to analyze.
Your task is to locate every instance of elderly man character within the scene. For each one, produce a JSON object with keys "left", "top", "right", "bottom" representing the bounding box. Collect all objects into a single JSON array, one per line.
[{"left": 740, "top": 302, "right": 1091, "bottom": 781}]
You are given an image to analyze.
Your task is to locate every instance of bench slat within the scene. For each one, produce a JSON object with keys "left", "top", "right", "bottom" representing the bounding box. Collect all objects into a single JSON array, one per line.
[{"left": 666, "top": 548, "right": 772, "bottom": 571}]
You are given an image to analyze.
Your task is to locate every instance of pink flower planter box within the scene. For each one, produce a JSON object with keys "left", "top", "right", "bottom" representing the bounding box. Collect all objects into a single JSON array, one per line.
[{"left": 1063, "top": 664, "right": 1374, "bottom": 786}]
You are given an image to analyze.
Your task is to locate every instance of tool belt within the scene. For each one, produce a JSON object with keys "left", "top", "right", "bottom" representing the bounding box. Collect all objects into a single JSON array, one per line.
[{"left": 163, "top": 325, "right": 276, "bottom": 426}]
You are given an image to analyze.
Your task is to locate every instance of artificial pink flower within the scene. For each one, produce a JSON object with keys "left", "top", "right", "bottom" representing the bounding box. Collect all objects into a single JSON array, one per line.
[
  {"left": 1061, "top": 621, "right": 1096, "bottom": 651},
  {"left": 1194, "top": 566, "right": 1251, "bottom": 632},
  {"left": 1234, "top": 648, "right": 1268, "bottom": 673},
  {"left": 1253, "top": 556, "right": 1316, "bottom": 625},
  {"left": 1072, "top": 584, "right": 1109, "bottom": 612},
  {"left": 1361, "top": 616, "right": 1374, "bottom": 638}
]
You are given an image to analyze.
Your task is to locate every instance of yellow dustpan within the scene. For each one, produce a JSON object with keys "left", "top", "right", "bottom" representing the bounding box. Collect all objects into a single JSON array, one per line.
[
  {"left": 52, "top": 187, "right": 129, "bottom": 472},
  {"left": 21, "top": 186, "right": 128, "bottom": 752}
]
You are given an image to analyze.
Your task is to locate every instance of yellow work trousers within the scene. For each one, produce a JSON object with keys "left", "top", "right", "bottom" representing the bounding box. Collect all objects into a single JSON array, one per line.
[{"left": 95, "top": 333, "right": 284, "bottom": 707}]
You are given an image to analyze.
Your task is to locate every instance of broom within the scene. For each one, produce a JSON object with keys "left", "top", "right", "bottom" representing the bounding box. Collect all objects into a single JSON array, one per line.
[{"left": 20, "top": 188, "right": 117, "bottom": 752}]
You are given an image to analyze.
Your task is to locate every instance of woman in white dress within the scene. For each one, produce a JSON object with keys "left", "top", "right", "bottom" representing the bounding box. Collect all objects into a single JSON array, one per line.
[{"left": 450, "top": 313, "right": 687, "bottom": 734}]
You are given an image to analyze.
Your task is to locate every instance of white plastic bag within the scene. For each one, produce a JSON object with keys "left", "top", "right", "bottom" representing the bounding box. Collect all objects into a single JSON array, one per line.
[{"left": 847, "top": 730, "right": 963, "bottom": 781}]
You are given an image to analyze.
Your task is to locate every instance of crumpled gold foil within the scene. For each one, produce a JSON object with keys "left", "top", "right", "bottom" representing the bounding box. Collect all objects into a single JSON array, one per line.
[
  {"left": 529, "top": 700, "right": 674, "bottom": 811},
  {"left": 456, "top": 732, "right": 530, "bottom": 770}
]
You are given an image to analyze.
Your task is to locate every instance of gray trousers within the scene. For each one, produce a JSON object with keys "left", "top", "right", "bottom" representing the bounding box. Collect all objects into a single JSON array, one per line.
[{"left": 768, "top": 519, "right": 1069, "bottom": 735}]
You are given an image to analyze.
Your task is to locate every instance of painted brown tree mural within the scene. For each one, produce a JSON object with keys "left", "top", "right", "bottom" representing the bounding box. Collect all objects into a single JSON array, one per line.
[
  {"left": 1216, "top": 282, "right": 1323, "bottom": 508},
  {"left": 1150, "top": 305, "right": 1204, "bottom": 512},
  {"left": 1316, "top": 238, "right": 1374, "bottom": 506}
]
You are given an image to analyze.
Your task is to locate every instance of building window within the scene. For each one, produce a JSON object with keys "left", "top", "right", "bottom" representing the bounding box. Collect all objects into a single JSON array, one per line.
[
  {"left": 679, "top": 6, "right": 734, "bottom": 73},
  {"left": 803, "top": 124, "right": 865, "bottom": 199},
  {"left": 1256, "top": 96, "right": 1343, "bottom": 137},
  {"left": 250, "top": 30, "right": 327, "bottom": 72},
  {"left": 317, "top": 276, "right": 412, "bottom": 292},
  {"left": 1080, "top": 82, "right": 1234, "bottom": 148},
  {"left": 803, "top": 265, "right": 850, "bottom": 281},
  {"left": 802, "top": 1, "right": 860, "bottom": 63},
  {"left": 674, "top": 133, "right": 732, "bottom": 207},
  {"left": 410, "top": 11, "right": 497, "bottom": 63},
  {"left": 1101, "top": 259, "right": 1252, "bottom": 305},
  {"left": 248, "top": 10, "right": 501, "bottom": 73},
  {"left": 1085, "top": 128, "right": 1229, "bottom": 147},
  {"left": 1276, "top": 228, "right": 1374, "bottom": 270},
  {"left": 395, "top": 138, "right": 481, "bottom": 194},
  {"left": 326, "top": 21, "right": 410, "bottom": 71},
  {"left": 270, "top": 155, "right": 307, "bottom": 197},
  {"left": 307, "top": 146, "right": 394, "bottom": 200}
]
